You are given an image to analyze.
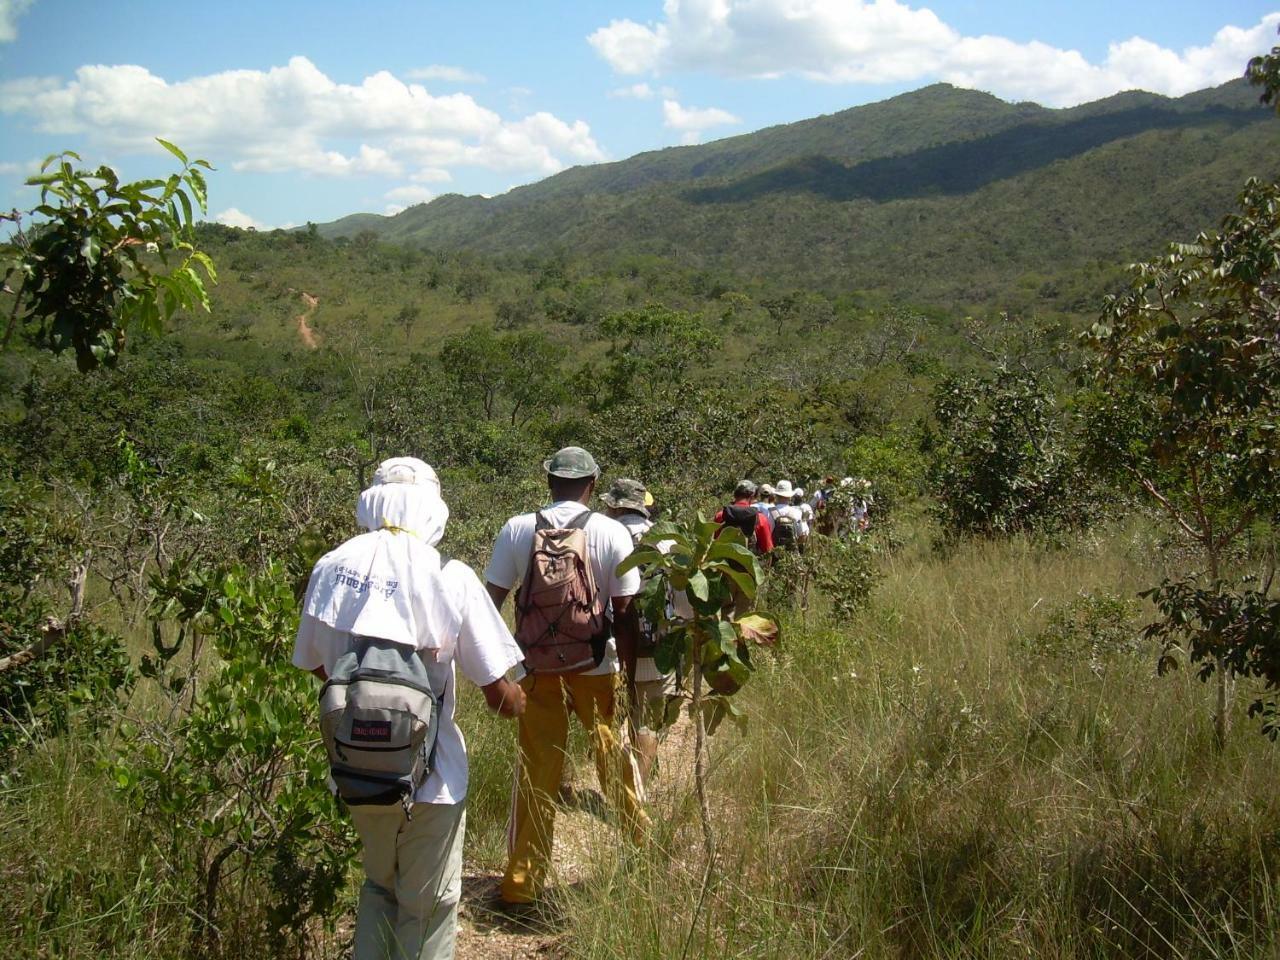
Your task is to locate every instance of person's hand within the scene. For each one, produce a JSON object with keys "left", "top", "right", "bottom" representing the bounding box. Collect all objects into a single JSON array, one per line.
[
  {"left": 483, "top": 677, "right": 526, "bottom": 718},
  {"left": 504, "top": 680, "right": 527, "bottom": 717}
]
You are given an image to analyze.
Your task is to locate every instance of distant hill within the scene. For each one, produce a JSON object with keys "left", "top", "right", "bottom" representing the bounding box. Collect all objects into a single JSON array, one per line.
[{"left": 316, "top": 79, "right": 1278, "bottom": 311}]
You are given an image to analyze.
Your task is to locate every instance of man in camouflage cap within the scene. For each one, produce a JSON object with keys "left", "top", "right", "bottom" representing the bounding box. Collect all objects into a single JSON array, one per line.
[
  {"left": 541, "top": 445, "right": 600, "bottom": 479},
  {"left": 600, "top": 476, "right": 650, "bottom": 517},
  {"left": 483, "top": 447, "right": 650, "bottom": 909}
]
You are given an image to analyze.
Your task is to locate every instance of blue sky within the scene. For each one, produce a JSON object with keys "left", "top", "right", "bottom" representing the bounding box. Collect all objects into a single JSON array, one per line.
[{"left": 1, "top": 0, "right": 1277, "bottom": 229}]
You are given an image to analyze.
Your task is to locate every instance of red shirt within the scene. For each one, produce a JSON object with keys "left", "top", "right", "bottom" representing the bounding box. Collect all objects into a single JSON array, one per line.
[{"left": 714, "top": 499, "right": 774, "bottom": 553}]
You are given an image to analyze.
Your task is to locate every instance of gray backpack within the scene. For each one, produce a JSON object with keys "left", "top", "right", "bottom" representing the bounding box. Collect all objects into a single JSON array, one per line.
[{"left": 319, "top": 634, "right": 448, "bottom": 815}]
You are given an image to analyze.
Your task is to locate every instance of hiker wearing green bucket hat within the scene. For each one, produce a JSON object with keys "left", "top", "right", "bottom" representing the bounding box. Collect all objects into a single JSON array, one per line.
[
  {"left": 599, "top": 477, "right": 684, "bottom": 792},
  {"left": 483, "top": 447, "right": 651, "bottom": 908}
]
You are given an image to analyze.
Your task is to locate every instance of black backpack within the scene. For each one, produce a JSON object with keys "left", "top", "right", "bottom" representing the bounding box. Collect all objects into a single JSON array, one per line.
[
  {"left": 773, "top": 514, "right": 798, "bottom": 550},
  {"left": 720, "top": 504, "right": 759, "bottom": 552}
]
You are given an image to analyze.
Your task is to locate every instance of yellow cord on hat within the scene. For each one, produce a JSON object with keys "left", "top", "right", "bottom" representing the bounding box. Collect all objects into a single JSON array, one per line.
[{"left": 379, "top": 523, "right": 421, "bottom": 538}]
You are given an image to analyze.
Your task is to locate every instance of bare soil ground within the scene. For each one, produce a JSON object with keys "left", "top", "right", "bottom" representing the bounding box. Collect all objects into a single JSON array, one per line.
[{"left": 295, "top": 291, "right": 320, "bottom": 349}]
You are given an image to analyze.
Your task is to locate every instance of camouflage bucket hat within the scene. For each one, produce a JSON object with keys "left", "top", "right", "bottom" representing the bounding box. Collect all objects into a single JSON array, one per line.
[
  {"left": 601, "top": 477, "right": 649, "bottom": 516},
  {"left": 543, "top": 445, "right": 600, "bottom": 479}
]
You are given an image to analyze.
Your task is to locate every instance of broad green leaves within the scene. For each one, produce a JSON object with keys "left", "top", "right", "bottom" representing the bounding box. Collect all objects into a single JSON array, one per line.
[
  {"left": 2, "top": 141, "right": 218, "bottom": 371},
  {"left": 625, "top": 514, "right": 777, "bottom": 728}
]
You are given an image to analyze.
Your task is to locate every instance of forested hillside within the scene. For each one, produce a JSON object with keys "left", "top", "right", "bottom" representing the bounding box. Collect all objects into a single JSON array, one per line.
[{"left": 317, "top": 80, "right": 1279, "bottom": 311}]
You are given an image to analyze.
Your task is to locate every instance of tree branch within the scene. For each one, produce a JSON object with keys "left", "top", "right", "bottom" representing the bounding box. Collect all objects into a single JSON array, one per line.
[{"left": 1131, "top": 470, "right": 1200, "bottom": 541}]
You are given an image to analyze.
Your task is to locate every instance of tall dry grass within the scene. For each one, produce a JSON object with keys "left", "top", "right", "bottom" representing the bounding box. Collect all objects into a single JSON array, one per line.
[{"left": 535, "top": 526, "right": 1280, "bottom": 959}]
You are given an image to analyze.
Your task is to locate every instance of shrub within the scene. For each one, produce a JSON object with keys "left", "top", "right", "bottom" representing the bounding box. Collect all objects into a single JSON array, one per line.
[
  {"left": 1020, "top": 591, "right": 1142, "bottom": 672},
  {"left": 929, "top": 366, "right": 1091, "bottom": 538}
]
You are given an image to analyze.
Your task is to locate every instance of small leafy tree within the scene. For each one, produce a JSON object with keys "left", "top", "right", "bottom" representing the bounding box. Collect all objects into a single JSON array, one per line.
[
  {"left": 113, "top": 559, "right": 351, "bottom": 954},
  {"left": 619, "top": 519, "right": 778, "bottom": 860},
  {"left": 2, "top": 140, "right": 217, "bottom": 371},
  {"left": 1082, "top": 172, "right": 1280, "bottom": 744},
  {"left": 1083, "top": 38, "right": 1280, "bottom": 740},
  {"left": 439, "top": 325, "right": 567, "bottom": 425},
  {"left": 393, "top": 302, "right": 421, "bottom": 340},
  {"left": 598, "top": 304, "right": 720, "bottom": 403},
  {"left": 0, "top": 483, "right": 133, "bottom": 762}
]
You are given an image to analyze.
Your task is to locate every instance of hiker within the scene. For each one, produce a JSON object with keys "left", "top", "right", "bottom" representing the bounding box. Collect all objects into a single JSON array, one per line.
[
  {"left": 838, "top": 477, "right": 873, "bottom": 539},
  {"left": 293, "top": 457, "right": 526, "bottom": 960},
  {"left": 811, "top": 476, "right": 837, "bottom": 537},
  {"left": 755, "top": 483, "right": 778, "bottom": 533},
  {"left": 600, "top": 477, "right": 684, "bottom": 791},
  {"left": 770, "top": 480, "right": 804, "bottom": 551},
  {"left": 793, "top": 487, "right": 813, "bottom": 546},
  {"left": 484, "top": 447, "right": 651, "bottom": 909},
  {"left": 715, "top": 480, "right": 774, "bottom": 554}
]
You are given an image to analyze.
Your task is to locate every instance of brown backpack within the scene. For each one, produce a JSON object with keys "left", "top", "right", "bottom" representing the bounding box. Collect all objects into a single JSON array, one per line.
[{"left": 515, "top": 511, "right": 608, "bottom": 673}]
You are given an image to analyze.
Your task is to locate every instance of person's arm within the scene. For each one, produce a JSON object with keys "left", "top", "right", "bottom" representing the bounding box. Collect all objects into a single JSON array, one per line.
[
  {"left": 455, "top": 566, "right": 526, "bottom": 717},
  {"left": 611, "top": 594, "right": 640, "bottom": 695},
  {"left": 486, "top": 582, "right": 510, "bottom": 611},
  {"left": 480, "top": 676, "right": 525, "bottom": 717},
  {"left": 755, "top": 512, "right": 774, "bottom": 553}
]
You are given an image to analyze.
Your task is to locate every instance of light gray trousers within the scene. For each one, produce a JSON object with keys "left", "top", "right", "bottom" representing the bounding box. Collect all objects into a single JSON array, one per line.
[{"left": 348, "top": 801, "right": 465, "bottom": 960}]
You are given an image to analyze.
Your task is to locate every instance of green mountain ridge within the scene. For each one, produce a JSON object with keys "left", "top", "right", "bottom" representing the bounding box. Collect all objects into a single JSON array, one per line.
[{"left": 314, "top": 78, "right": 1278, "bottom": 312}]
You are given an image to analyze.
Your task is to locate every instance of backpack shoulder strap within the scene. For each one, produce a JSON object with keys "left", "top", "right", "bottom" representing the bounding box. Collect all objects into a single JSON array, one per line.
[
  {"left": 534, "top": 511, "right": 551, "bottom": 533},
  {"left": 566, "top": 509, "right": 592, "bottom": 531}
]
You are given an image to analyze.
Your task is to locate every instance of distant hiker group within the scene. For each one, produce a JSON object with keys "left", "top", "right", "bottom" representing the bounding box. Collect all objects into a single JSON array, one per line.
[
  {"left": 292, "top": 448, "right": 872, "bottom": 960},
  {"left": 717, "top": 474, "right": 872, "bottom": 554}
]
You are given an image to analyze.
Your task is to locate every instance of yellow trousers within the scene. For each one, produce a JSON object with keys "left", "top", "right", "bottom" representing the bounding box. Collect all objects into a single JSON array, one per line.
[{"left": 501, "top": 671, "right": 650, "bottom": 903}]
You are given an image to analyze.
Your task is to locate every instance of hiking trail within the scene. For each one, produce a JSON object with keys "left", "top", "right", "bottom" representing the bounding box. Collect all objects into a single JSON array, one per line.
[
  {"left": 455, "top": 717, "right": 698, "bottom": 959},
  {"left": 295, "top": 291, "right": 319, "bottom": 349}
]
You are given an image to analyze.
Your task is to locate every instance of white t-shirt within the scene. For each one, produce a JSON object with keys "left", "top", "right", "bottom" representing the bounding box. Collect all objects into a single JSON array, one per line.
[
  {"left": 484, "top": 501, "right": 641, "bottom": 676},
  {"left": 774, "top": 503, "right": 804, "bottom": 527},
  {"left": 614, "top": 511, "right": 695, "bottom": 684},
  {"left": 293, "top": 560, "right": 522, "bottom": 805},
  {"left": 797, "top": 502, "right": 814, "bottom": 537}
]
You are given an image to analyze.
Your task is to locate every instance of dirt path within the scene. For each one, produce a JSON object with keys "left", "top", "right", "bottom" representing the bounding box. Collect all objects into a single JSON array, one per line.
[
  {"left": 454, "top": 717, "right": 698, "bottom": 959},
  {"left": 295, "top": 291, "right": 319, "bottom": 349}
]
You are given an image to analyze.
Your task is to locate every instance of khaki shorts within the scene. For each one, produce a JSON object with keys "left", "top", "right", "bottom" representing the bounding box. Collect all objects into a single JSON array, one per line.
[{"left": 630, "top": 673, "right": 676, "bottom": 733}]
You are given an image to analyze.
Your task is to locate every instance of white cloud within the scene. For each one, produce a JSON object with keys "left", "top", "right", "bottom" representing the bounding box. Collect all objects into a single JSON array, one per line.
[
  {"left": 662, "top": 99, "right": 740, "bottom": 134},
  {"left": 410, "top": 167, "right": 452, "bottom": 183},
  {"left": 589, "top": 2, "right": 1280, "bottom": 107},
  {"left": 0, "top": 0, "right": 34, "bottom": 43},
  {"left": 0, "top": 56, "right": 605, "bottom": 180},
  {"left": 385, "top": 184, "right": 435, "bottom": 206},
  {"left": 609, "top": 82, "right": 655, "bottom": 99},
  {"left": 0, "top": 158, "right": 37, "bottom": 175},
  {"left": 214, "top": 207, "right": 268, "bottom": 230},
  {"left": 589, "top": 16, "right": 670, "bottom": 74},
  {"left": 404, "top": 64, "right": 487, "bottom": 84}
]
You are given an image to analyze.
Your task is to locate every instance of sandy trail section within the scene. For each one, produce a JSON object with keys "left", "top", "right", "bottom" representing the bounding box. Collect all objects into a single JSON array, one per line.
[
  {"left": 455, "top": 717, "right": 698, "bottom": 960},
  {"left": 296, "top": 292, "right": 319, "bottom": 349}
]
